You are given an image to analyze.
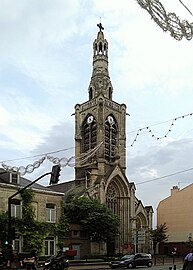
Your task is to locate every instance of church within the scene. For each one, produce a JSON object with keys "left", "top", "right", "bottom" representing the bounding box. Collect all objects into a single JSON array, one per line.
[{"left": 50, "top": 23, "right": 153, "bottom": 256}]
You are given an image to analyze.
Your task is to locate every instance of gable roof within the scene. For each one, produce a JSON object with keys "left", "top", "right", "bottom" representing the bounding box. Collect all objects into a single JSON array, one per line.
[
  {"left": 0, "top": 168, "right": 54, "bottom": 192},
  {"left": 47, "top": 180, "right": 75, "bottom": 193}
]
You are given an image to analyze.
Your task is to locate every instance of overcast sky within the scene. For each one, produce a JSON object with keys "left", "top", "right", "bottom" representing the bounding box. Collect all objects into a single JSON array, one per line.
[{"left": 0, "top": 0, "right": 193, "bottom": 224}]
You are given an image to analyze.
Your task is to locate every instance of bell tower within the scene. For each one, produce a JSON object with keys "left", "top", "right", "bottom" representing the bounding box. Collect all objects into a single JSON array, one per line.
[
  {"left": 74, "top": 23, "right": 127, "bottom": 187},
  {"left": 72, "top": 24, "right": 152, "bottom": 256}
]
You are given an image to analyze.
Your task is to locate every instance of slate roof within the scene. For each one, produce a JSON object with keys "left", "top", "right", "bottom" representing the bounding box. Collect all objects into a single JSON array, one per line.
[
  {"left": 0, "top": 168, "right": 53, "bottom": 191},
  {"left": 47, "top": 180, "right": 75, "bottom": 193}
]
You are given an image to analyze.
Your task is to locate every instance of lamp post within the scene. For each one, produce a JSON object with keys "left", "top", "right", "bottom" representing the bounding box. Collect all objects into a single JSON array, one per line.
[{"left": 8, "top": 171, "right": 52, "bottom": 246}]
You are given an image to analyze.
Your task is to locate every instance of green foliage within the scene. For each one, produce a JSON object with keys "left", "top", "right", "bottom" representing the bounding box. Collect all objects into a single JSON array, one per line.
[
  {"left": 149, "top": 223, "right": 168, "bottom": 254},
  {"left": 17, "top": 189, "right": 69, "bottom": 252},
  {"left": 64, "top": 197, "right": 119, "bottom": 242},
  {"left": 20, "top": 188, "right": 35, "bottom": 221},
  {"left": 0, "top": 211, "right": 8, "bottom": 247},
  {"left": 16, "top": 219, "right": 55, "bottom": 253},
  {"left": 56, "top": 201, "right": 69, "bottom": 249},
  {"left": 15, "top": 189, "right": 47, "bottom": 252},
  {"left": 0, "top": 188, "right": 69, "bottom": 253},
  {"left": 20, "top": 188, "right": 34, "bottom": 204}
]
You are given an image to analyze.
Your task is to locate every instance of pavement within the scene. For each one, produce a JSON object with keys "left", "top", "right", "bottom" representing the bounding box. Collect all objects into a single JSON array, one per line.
[
  {"left": 0, "top": 265, "right": 184, "bottom": 270},
  {"left": 68, "top": 259, "right": 184, "bottom": 270},
  {"left": 68, "top": 264, "right": 184, "bottom": 270}
]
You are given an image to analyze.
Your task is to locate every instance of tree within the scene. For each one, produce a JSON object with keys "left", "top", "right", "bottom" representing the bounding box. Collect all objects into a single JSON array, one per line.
[
  {"left": 64, "top": 197, "right": 119, "bottom": 242},
  {"left": 0, "top": 211, "right": 8, "bottom": 248},
  {"left": 150, "top": 223, "right": 168, "bottom": 254},
  {"left": 55, "top": 201, "right": 69, "bottom": 249}
]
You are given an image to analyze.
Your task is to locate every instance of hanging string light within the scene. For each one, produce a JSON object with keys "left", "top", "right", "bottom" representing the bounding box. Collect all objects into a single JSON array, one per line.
[
  {"left": 136, "top": 0, "right": 193, "bottom": 40},
  {"left": 0, "top": 111, "right": 192, "bottom": 172},
  {"left": 1, "top": 156, "right": 46, "bottom": 175},
  {"left": 1, "top": 142, "right": 103, "bottom": 176},
  {"left": 129, "top": 112, "right": 193, "bottom": 147}
]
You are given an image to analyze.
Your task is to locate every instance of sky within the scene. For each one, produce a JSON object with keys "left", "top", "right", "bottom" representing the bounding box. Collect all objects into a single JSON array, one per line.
[{"left": 0, "top": 0, "right": 193, "bottom": 224}]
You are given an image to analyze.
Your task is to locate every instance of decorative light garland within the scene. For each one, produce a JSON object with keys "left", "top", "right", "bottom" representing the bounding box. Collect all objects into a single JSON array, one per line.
[
  {"left": 1, "top": 157, "right": 46, "bottom": 176},
  {"left": 129, "top": 112, "right": 193, "bottom": 147},
  {"left": 1, "top": 142, "right": 103, "bottom": 176},
  {"left": 136, "top": 0, "right": 193, "bottom": 40},
  {"left": 1, "top": 111, "right": 192, "bottom": 172}
]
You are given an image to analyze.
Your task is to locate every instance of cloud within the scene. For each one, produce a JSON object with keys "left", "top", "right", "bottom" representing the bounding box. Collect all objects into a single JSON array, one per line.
[
  {"left": 0, "top": 0, "right": 193, "bottom": 218},
  {"left": 29, "top": 121, "right": 75, "bottom": 183},
  {"left": 127, "top": 137, "right": 193, "bottom": 209},
  {"left": 0, "top": 105, "right": 10, "bottom": 126}
]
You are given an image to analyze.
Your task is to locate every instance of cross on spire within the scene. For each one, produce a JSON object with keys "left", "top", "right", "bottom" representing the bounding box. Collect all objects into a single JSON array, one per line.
[{"left": 97, "top": 22, "right": 104, "bottom": 31}]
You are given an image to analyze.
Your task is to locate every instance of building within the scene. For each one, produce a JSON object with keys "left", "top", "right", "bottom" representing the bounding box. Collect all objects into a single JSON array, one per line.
[
  {"left": 157, "top": 185, "right": 193, "bottom": 255},
  {"left": 49, "top": 24, "right": 153, "bottom": 256},
  {"left": 0, "top": 168, "right": 64, "bottom": 255}
]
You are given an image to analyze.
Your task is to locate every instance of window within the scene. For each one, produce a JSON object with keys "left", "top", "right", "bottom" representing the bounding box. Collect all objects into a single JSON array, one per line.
[
  {"left": 80, "top": 230, "right": 87, "bottom": 238},
  {"left": 10, "top": 172, "right": 19, "bottom": 184},
  {"left": 89, "top": 87, "right": 93, "bottom": 100},
  {"left": 46, "top": 203, "right": 56, "bottom": 223},
  {"left": 105, "top": 115, "right": 118, "bottom": 162},
  {"left": 99, "top": 42, "right": 102, "bottom": 53},
  {"left": 44, "top": 236, "right": 55, "bottom": 256},
  {"left": 11, "top": 199, "right": 21, "bottom": 218},
  {"left": 72, "top": 230, "right": 80, "bottom": 238},
  {"left": 106, "top": 183, "right": 118, "bottom": 215},
  {"left": 109, "top": 87, "right": 112, "bottom": 99},
  {"left": 82, "top": 115, "right": 97, "bottom": 162},
  {"left": 13, "top": 239, "right": 21, "bottom": 253}
]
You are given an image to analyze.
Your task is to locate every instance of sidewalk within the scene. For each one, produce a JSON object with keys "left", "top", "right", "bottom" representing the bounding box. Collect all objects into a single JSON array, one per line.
[
  {"left": 69, "top": 263, "right": 184, "bottom": 270},
  {"left": 68, "top": 263, "right": 183, "bottom": 270}
]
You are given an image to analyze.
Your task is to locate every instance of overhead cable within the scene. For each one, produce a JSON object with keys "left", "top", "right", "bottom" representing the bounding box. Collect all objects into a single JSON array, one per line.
[
  {"left": 136, "top": 167, "right": 193, "bottom": 185},
  {"left": 0, "top": 112, "right": 192, "bottom": 164}
]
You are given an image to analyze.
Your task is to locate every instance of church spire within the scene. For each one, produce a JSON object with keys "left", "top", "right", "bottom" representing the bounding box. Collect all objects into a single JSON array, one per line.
[{"left": 88, "top": 23, "right": 113, "bottom": 100}]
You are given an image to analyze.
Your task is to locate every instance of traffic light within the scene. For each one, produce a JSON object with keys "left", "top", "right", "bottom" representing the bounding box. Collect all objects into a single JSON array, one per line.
[{"left": 49, "top": 165, "right": 61, "bottom": 185}]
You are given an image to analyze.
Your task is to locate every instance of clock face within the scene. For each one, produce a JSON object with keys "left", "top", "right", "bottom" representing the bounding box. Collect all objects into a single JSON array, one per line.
[
  {"left": 107, "top": 115, "right": 114, "bottom": 124},
  {"left": 87, "top": 115, "right": 94, "bottom": 124}
]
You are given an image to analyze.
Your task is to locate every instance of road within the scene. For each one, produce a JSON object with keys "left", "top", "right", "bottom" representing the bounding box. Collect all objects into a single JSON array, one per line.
[{"left": 69, "top": 263, "right": 183, "bottom": 270}]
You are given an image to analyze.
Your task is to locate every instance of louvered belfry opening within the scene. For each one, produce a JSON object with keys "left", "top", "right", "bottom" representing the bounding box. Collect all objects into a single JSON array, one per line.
[
  {"left": 82, "top": 114, "right": 97, "bottom": 162},
  {"left": 105, "top": 115, "right": 118, "bottom": 162}
]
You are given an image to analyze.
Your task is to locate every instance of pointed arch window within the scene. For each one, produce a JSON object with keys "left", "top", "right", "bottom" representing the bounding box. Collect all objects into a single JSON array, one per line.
[
  {"left": 109, "top": 87, "right": 112, "bottom": 100},
  {"left": 82, "top": 115, "right": 97, "bottom": 154},
  {"left": 106, "top": 182, "right": 118, "bottom": 215},
  {"left": 105, "top": 115, "right": 118, "bottom": 162},
  {"left": 104, "top": 43, "right": 107, "bottom": 55},
  {"left": 89, "top": 87, "right": 93, "bottom": 100},
  {"left": 99, "top": 42, "right": 103, "bottom": 54}
]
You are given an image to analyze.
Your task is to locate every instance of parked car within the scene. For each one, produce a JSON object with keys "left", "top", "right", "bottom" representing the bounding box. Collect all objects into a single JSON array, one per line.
[{"left": 109, "top": 253, "right": 153, "bottom": 269}]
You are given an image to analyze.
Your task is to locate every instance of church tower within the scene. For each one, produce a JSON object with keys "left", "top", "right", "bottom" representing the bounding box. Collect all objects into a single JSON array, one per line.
[
  {"left": 74, "top": 24, "right": 153, "bottom": 254},
  {"left": 75, "top": 23, "right": 127, "bottom": 186}
]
